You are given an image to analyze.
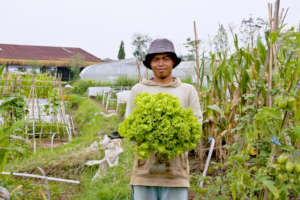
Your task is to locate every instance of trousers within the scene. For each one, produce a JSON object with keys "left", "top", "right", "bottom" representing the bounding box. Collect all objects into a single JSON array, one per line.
[{"left": 131, "top": 186, "right": 188, "bottom": 200}]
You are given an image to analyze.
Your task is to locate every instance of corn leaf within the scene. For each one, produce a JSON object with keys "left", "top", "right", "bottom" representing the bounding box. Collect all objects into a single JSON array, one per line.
[{"left": 261, "top": 178, "right": 279, "bottom": 199}]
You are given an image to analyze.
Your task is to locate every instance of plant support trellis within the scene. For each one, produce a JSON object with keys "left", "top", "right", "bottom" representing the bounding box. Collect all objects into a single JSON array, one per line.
[{"left": 0, "top": 73, "right": 74, "bottom": 153}]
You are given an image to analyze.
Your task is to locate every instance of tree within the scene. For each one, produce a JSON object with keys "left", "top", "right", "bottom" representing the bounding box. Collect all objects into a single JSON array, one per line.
[
  {"left": 132, "top": 33, "right": 152, "bottom": 61},
  {"left": 239, "top": 16, "right": 268, "bottom": 49},
  {"left": 117, "top": 40, "right": 126, "bottom": 60},
  {"left": 183, "top": 37, "right": 201, "bottom": 61},
  {"left": 213, "top": 24, "right": 229, "bottom": 54},
  {"left": 68, "top": 53, "right": 86, "bottom": 80},
  {"left": 132, "top": 33, "right": 152, "bottom": 81}
]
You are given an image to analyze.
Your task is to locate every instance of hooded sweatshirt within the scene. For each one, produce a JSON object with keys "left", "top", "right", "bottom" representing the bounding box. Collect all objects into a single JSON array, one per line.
[{"left": 125, "top": 77, "right": 202, "bottom": 187}]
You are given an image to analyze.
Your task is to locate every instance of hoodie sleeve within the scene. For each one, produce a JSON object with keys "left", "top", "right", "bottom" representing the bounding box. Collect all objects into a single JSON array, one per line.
[{"left": 189, "top": 86, "right": 203, "bottom": 124}]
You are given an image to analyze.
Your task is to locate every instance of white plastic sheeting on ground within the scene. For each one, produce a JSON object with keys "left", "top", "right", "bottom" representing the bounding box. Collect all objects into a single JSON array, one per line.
[
  {"left": 80, "top": 58, "right": 206, "bottom": 82},
  {"left": 0, "top": 186, "right": 10, "bottom": 200},
  {"left": 87, "top": 86, "right": 111, "bottom": 97},
  {"left": 85, "top": 135, "right": 123, "bottom": 180}
]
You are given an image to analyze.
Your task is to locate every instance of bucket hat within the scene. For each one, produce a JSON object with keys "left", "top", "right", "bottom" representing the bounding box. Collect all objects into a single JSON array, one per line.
[{"left": 143, "top": 38, "right": 181, "bottom": 69}]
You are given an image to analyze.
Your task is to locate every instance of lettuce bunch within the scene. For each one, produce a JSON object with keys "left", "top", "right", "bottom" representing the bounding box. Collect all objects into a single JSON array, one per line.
[{"left": 119, "top": 92, "right": 202, "bottom": 160}]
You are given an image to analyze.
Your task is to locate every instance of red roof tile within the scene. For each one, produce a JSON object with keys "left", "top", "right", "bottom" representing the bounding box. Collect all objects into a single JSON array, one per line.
[{"left": 0, "top": 44, "right": 102, "bottom": 63}]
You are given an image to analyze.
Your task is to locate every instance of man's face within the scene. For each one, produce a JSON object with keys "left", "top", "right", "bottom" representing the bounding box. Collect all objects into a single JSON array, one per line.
[{"left": 150, "top": 53, "right": 174, "bottom": 80}]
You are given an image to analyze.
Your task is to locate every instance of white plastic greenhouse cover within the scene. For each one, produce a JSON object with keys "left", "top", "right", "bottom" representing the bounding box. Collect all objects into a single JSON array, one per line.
[{"left": 79, "top": 58, "right": 207, "bottom": 82}]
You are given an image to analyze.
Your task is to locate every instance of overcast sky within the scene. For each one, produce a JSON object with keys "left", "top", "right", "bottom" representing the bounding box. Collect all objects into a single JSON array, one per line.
[{"left": 1, "top": 0, "right": 299, "bottom": 60}]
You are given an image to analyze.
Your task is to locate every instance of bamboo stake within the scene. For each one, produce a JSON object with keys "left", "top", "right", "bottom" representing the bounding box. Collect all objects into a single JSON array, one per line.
[
  {"left": 267, "top": 3, "right": 274, "bottom": 108},
  {"left": 136, "top": 60, "right": 141, "bottom": 82},
  {"left": 266, "top": 3, "right": 281, "bottom": 199},
  {"left": 280, "top": 8, "right": 289, "bottom": 27},
  {"left": 274, "top": 0, "right": 280, "bottom": 31},
  {"left": 193, "top": 21, "right": 206, "bottom": 164},
  {"left": 273, "top": 0, "right": 281, "bottom": 80},
  {"left": 31, "top": 75, "right": 37, "bottom": 153},
  {"left": 265, "top": 4, "right": 274, "bottom": 200},
  {"left": 193, "top": 21, "right": 201, "bottom": 92}
]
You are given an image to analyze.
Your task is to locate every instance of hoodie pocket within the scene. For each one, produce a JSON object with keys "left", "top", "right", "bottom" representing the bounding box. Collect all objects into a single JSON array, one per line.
[{"left": 169, "top": 153, "right": 189, "bottom": 177}]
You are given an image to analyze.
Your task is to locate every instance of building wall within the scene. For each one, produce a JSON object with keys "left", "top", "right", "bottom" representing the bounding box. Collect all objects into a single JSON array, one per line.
[
  {"left": 6, "top": 65, "right": 58, "bottom": 74},
  {"left": 5, "top": 65, "right": 80, "bottom": 81},
  {"left": 7, "top": 65, "right": 41, "bottom": 74}
]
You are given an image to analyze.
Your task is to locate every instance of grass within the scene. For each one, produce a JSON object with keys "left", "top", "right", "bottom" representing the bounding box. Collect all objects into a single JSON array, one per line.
[{"left": 76, "top": 140, "right": 134, "bottom": 200}]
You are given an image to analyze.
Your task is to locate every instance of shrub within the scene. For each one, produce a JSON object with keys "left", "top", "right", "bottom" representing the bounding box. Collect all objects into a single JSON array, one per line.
[
  {"left": 181, "top": 76, "right": 194, "bottom": 85},
  {"left": 114, "top": 75, "right": 138, "bottom": 87},
  {"left": 71, "top": 80, "right": 99, "bottom": 95}
]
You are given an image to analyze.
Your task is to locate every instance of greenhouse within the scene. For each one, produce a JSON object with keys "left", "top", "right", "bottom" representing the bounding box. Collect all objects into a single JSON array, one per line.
[{"left": 79, "top": 58, "right": 208, "bottom": 82}]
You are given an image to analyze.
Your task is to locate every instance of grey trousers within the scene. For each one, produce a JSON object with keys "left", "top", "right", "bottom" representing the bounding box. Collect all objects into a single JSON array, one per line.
[{"left": 131, "top": 186, "right": 188, "bottom": 200}]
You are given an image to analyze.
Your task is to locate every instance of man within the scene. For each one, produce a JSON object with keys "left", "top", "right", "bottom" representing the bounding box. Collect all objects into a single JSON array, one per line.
[{"left": 125, "top": 38, "right": 202, "bottom": 200}]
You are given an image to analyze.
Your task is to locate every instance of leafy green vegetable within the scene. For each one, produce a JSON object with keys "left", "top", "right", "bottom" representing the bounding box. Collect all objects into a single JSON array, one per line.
[{"left": 119, "top": 92, "right": 202, "bottom": 160}]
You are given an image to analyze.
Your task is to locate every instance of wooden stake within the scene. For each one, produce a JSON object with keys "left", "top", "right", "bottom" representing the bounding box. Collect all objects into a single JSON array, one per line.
[
  {"left": 267, "top": 3, "right": 274, "bottom": 108},
  {"left": 274, "top": 0, "right": 280, "bottom": 31},
  {"left": 136, "top": 60, "right": 141, "bottom": 82}
]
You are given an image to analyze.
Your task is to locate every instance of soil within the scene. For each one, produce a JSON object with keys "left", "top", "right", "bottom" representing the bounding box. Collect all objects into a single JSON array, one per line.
[{"left": 37, "top": 138, "right": 68, "bottom": 149}]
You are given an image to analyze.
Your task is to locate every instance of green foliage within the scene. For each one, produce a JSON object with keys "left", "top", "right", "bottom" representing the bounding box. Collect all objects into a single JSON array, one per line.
[
  {"left": 118, "top": 103, "right": 126, "bottom": 117},
  {"left": 117, "top": 40, "right": 126, "bottom": 60},
  {"left": 191, "top": 26, "right": 300, "bottom": 199},
  {"left": 43, "top": 89, "right": 60, "bottom": 115},
  {"left": 0, "top": 93, "right": 28, "bottom": 125},
  {"left": 119, "top": 92, "right": 202, "bottom": 160},
  {"left": 13, "top": 121, "right": 66, "bottom": 137},
  {"left": 70, "top": 77, "right": 137, "bottom": 95},
  {"left": 66, "top": 94, "right": 85, "bottom": 109},
  {"left": 0, "top": 120, "right": 28, "bottom": 171},
  {"left": 0, "top": 64, "right": 5, "bottom": 75},
  {"left": 0, "top": 127, "right": 9, "bottom": 171},
  {"left": 71, "top": 80, "right": 102, "bottom": 95},
  {"left": 73, "top": 97, "right": 132, "bottom": 199},
  {"left": 74, "top": 97, "right": 119, "bottom": 135},
  {"left": 77, "top": 143, "right": 134, "bottom": 200},
  {"left": 69, "top": 53, "right": 86, "bottom": 80},
  {"left": 181, "top": 76, "right": 194, "bottom": 84},
  {"left": 0, "top": 73, "right": 56, "bottom": 98},
  {"left": 114, "top": 75, "right": 138, "bottom": 87},
  {"left": 4, "top": 95, "right": 130, "bottom": 200}
]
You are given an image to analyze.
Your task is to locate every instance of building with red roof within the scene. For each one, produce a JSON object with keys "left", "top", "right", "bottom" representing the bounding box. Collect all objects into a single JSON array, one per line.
[{"left": 0, "top": 44, "right": 102, "bottom": 80}]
